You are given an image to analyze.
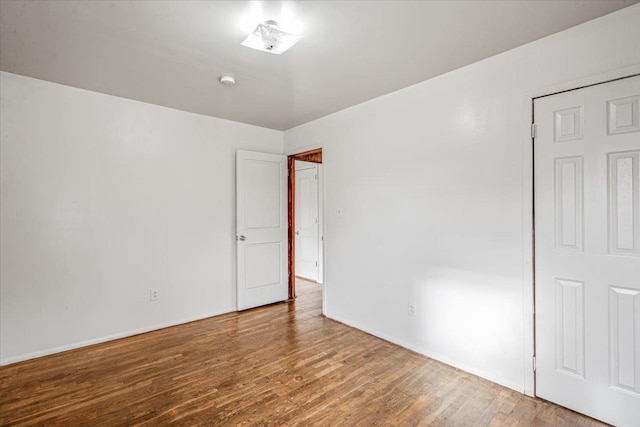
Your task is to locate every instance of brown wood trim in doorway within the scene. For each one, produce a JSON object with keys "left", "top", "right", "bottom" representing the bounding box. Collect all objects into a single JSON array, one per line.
[{"left": 288, "top": 148, "right": 322, "bottom": 299}]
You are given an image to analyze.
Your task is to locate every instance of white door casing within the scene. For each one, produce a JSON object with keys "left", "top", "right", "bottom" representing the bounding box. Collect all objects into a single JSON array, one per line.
[
  {"left": 534, "top": 75, "right": 640, "bottom": 427},
  {"left": 236, "top": 150, "right": 288, "bottom": 311},
  {"left": 317, "top": 163, "right": 324, "bottom": 285},
  {"left": 295, "top": 163, "right": 319, "bottom": 281}
]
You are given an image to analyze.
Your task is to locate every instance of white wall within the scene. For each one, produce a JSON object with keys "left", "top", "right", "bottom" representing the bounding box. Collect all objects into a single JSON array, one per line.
[
  {"left": 0, "top": 72, "right": 283, "bottom": 364},
  {"left": 284, "top": 5, "right": 640, "bottom": 394}
]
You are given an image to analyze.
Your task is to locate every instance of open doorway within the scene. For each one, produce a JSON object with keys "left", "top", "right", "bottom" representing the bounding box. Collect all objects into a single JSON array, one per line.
[{"left": 287, "top": 148, "right": 323, "bottom": 300}]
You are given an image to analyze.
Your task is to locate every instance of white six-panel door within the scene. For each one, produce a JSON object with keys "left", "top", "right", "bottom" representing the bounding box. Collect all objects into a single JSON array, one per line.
[
  {"left": 236, "top": 150, "right": 288, "bottom": 310},
  {"left": 295, "top": 163, "right": 319, "bottom": 281},
  {"left": 534, "top": 75, "right": 640, "bottom": 427}
]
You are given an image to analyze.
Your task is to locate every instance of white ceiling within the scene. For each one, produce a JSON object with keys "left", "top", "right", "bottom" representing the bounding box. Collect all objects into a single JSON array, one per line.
[{"left": 1, "top": 0, "right": 637, "bottom": 130}]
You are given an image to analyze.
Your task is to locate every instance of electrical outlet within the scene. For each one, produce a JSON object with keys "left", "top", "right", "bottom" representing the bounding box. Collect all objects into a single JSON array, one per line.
[
  {"left": 150, "top": 289, "right": 159, "bottom": 302},
  {"left": 408, "top": 303, "right": 417, "bottom": 317},
  {"left": 337, "top": 208, "right": 344, "bottom": 218}
]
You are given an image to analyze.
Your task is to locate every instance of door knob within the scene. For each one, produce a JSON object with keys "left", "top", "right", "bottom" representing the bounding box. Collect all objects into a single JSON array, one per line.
[
  {"left": 238, "top": 235, "right": 246, "bottom": 241},
  {"left": 295, "top": 231, "right": 299, "bottom": 235}
]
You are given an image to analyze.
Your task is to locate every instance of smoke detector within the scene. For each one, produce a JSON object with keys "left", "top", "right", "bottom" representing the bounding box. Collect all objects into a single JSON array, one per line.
[
  {"left": 219, "top": 75, "right": 236, "bottom": 87},
  {"left": 241, "top": 20, "right": 302, "bottom": 54}
]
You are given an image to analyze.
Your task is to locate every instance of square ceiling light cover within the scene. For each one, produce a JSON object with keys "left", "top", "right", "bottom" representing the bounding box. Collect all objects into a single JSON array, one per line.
[{"left": 241, "top": 21, "right": 301, "bottom": 54}]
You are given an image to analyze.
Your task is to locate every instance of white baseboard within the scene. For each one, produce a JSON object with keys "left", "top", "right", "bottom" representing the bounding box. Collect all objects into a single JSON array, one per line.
[
  {"left": 325, "top": 312, "right": 524, "bottom": 394},
  {"left": 0, "top": 307, "right": 236, "bottom": 366}
]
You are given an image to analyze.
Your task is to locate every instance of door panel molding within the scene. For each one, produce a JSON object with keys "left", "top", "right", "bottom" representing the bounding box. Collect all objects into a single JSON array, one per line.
[
  {"left": 533, "top": 74, "right": 640, "bottom": 426},
  {"left": 236, "top": 150, "right": 288, "bottom": 310}
]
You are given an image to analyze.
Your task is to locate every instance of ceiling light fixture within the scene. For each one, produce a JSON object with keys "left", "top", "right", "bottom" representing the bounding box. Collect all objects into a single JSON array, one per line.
[
  {"left": 219, "top": 75, "right": 236, "bottom": 86},
  {"left": 241, "top": 20, "right": 301, "bottom": 54}
]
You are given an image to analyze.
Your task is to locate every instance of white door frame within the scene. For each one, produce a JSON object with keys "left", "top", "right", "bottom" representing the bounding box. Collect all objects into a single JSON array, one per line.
[{"left": 521, "top": 65, "right": 640, "bottom": 397}]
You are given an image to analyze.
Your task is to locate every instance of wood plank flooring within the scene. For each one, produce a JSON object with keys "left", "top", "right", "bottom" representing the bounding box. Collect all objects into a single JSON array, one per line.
[{"left": 1, "top": 279, "right": 606, "bottom": 426}]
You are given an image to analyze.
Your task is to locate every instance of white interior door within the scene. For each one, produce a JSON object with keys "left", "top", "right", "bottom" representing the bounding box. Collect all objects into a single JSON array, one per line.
[
  {"left": 295, "top": 162, "right": 319, "bottom": 281},
  {"left": 534, "top": 75, "right": 640, "bottom": 427},
  {"left": 236, "top": 150, "right": 287, "bottom": 310}
]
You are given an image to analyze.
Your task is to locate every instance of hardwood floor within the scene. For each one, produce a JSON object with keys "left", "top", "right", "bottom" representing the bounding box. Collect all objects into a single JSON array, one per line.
[{"left": 1, "top": 279, "right": 605, "bottom": 426}]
